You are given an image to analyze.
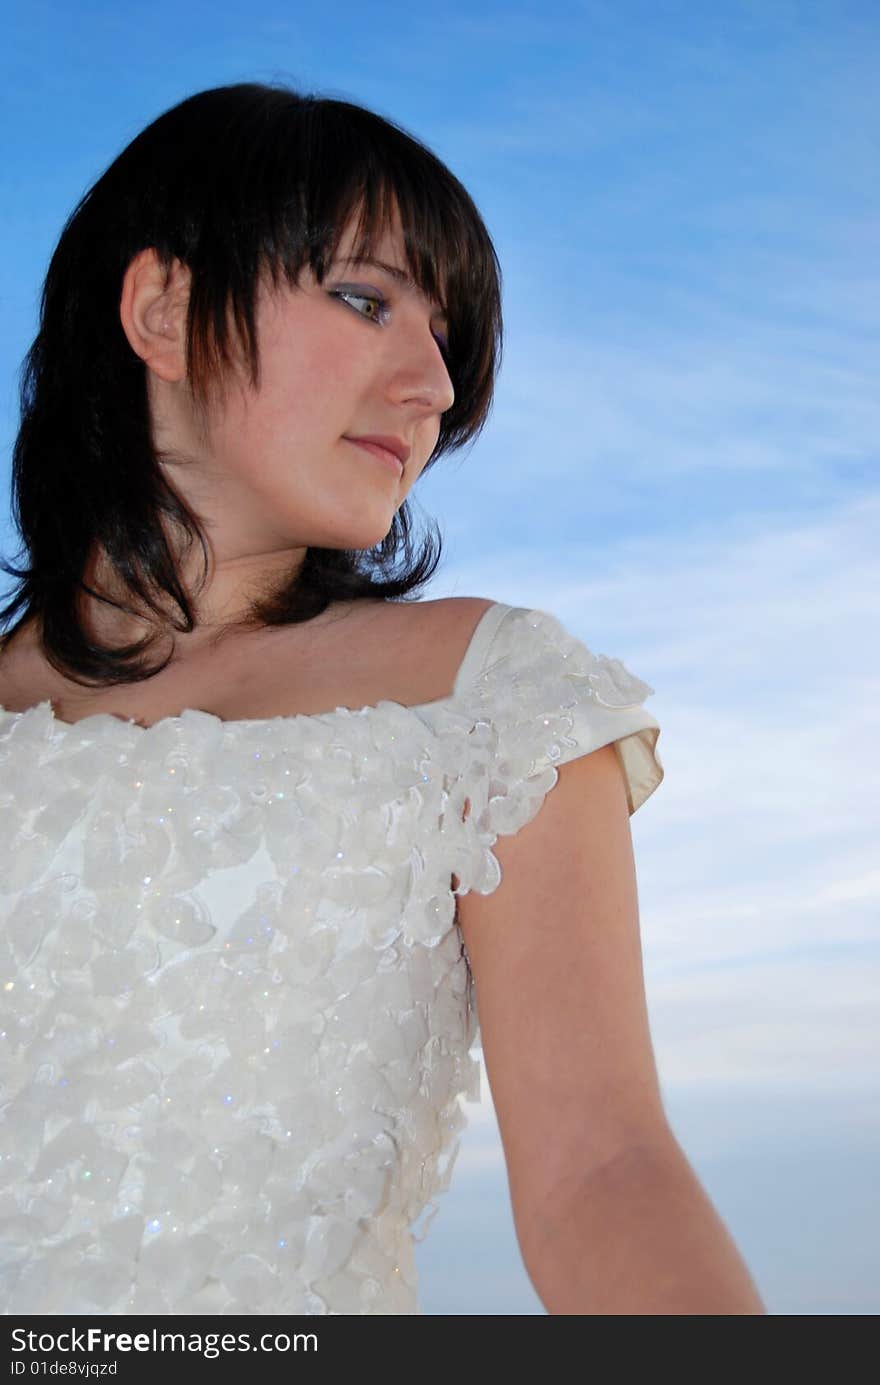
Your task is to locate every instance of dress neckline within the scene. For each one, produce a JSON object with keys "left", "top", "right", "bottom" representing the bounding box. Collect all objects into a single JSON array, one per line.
[
  {"left": 0, "top": 600, "right": 509, "bottom": 736},
  {"left": 0, "top": 692, "right": 452, "bottom": 736}
]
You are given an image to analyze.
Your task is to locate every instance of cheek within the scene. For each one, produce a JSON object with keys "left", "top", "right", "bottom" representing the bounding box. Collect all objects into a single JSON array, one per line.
[
  {"left": 214, "top": 290, "right": 372, "bottom": 467},
  {"left": 257, "top": 335, "right": 363, "bottom": 443}
]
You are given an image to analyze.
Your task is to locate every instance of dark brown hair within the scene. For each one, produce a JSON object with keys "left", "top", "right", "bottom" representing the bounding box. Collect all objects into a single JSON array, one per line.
[{"left": 0, "top": 81, "right": 503, "bottom": 686}]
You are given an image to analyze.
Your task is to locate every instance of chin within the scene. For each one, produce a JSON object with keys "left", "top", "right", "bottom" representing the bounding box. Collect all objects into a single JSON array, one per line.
[{"left": 317, "top": 514, "right": 398, "bottom": 551}]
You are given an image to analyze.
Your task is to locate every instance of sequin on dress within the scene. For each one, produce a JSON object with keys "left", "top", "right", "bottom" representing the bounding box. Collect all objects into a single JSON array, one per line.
[{"left": 0, "top": 603, "right": 664, "bottom": 1314}]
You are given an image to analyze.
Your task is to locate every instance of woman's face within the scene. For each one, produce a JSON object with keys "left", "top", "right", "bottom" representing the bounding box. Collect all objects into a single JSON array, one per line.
[{"left": 145, "top": 198, "right": 454, "bottom": 615}]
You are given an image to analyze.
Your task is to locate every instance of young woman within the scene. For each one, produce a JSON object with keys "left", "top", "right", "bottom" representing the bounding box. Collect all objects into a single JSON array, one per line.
[{"left": 0, "top": 82, "right": 765, "bottom": 1315}]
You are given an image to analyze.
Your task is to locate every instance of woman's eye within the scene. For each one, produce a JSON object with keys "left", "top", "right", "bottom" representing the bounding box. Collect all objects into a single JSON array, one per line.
[
  {"left": 330, "top": 288, "right": 389, "bottom": 324},
  {"left": 331, "top": 286, "right": 450, "bottom": 361}
]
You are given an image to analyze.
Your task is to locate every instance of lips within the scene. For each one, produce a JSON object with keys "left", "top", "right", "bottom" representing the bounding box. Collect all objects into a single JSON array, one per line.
[
  {"left": 345, "top": 435, "right": 411, "bottom": 468},
  {"left": 344, "top": 438, "right": 405, "bottom": 476}
]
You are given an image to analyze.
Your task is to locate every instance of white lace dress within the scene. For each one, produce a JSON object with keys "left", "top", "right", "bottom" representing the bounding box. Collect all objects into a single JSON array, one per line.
[{"left": 0, "top": 602, "right": 664, "bottom": 1315}]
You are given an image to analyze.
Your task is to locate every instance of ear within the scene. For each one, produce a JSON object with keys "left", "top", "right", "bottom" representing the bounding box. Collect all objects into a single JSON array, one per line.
[{"left": 119, "top": 247, "right": 191, "bottom": 383}]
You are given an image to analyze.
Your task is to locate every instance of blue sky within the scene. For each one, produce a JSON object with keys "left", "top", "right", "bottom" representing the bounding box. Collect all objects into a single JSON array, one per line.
[{"left": 3, "top": 0, "right": 878, "bottom": 1314}]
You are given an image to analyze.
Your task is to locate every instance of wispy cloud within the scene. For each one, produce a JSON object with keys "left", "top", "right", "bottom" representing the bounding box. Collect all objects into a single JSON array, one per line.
[
  {"left": 3, "top": 0, "right": 878, "bottom": 1317},
  {"left": 432, "top": 488, "right": 879, "bottom": 1154}
]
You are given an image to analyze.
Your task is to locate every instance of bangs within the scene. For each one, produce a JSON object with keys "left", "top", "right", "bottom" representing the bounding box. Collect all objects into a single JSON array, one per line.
[{"left": 182, "top": 88, "right": 502, "bottom": 464}]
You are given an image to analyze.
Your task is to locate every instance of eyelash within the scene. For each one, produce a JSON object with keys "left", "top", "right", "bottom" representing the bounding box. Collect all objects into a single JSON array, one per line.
[{"left": 330, "top": 287, "right": 450, "bottom": 359}]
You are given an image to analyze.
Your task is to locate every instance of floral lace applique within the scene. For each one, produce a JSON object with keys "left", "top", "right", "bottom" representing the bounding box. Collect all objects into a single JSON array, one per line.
[{"left": 0, "top": 605, "right": 660, "bottom": 1315}]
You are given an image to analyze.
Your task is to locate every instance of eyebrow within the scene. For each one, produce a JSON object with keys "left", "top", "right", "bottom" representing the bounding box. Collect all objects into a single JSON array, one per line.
[{"left": 334, "top": 255, "right": 448, "bottom": 318}]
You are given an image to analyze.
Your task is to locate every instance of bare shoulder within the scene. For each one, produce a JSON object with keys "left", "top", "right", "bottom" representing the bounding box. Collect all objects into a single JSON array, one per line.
[
  {"left": 456, "top": 739, "right": 672, "bottom": 1257},
  {"left": 402, "top": 594, "right": 497, "bottom": 626},
  {"left": 390, "top": 595, "right": 497, "bottom": 692},
  {"left": 275, "top": 595, "right": 500, "bottom": 715},
  {"left": 413, "top": 595, "right": 498, "bottom": 642}
]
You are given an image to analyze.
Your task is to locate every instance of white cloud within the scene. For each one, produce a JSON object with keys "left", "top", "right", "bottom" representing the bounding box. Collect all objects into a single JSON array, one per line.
[
  {"left": 648, "top": 953, "right": 880, "bottom": 1093},
  {"left": 430, "top": 486, "right": 879, "bottom": 1116}
]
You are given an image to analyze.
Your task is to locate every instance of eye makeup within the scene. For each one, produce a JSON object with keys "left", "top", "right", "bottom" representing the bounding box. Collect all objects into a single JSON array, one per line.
[{"left": 329, "top": 286, "right": 450, "bottom": 358}]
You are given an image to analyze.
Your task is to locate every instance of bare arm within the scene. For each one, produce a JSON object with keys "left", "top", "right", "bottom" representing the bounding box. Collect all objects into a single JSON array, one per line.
[
  {"left": 455, "top": 740, "right": 766, "bottom": 1315},
  {"left": 522, "top": 1133, "right": 766, "bottom": 1314}
]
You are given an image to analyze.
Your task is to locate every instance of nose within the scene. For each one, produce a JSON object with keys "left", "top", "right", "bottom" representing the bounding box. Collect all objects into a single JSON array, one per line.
[{"left": 387, "top": 314, "right": 455, "bottom": 417}]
